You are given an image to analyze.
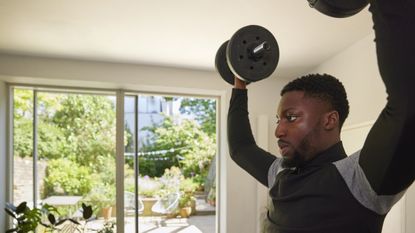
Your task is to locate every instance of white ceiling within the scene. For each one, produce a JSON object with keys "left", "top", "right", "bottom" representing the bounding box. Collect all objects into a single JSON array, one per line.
[{"left": 0, "top": 0, "right": 373, "bottom": 78}]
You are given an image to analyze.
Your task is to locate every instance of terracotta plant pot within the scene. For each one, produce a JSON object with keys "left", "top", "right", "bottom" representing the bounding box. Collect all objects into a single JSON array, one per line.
[
  {"left": 102, "top": 206, "right": 113, "bottom": 220},
  {"left": 179, "top": 207, "right": 192, "bottom": 218}
]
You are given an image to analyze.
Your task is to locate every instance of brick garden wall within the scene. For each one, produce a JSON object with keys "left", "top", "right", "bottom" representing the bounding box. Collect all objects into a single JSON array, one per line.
[{"left": 13, "top": 157, "right": 47, "bottom": 204}]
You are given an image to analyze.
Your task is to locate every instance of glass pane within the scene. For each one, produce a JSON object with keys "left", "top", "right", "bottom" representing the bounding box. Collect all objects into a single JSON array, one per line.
[
  {"left": 38, "top": 92, "right": 117, "bottom": 231},
  {"left": 13, "top": 88, "right": 34, "bottom": 207},
  {"left": 125, "top": 94, "right": 217, "bottom": 233},
  {"left": 13, "top": 88, "right": 117, "bottom": 232}
]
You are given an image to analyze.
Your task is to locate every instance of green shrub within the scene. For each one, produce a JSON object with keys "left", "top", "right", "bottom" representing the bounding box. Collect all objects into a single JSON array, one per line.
[
  {"left": 140, "top": 116, "right": 216, "bottom": 178},
  {"left": 178, "top": 192, "right": 195, "bottom": 208},
  {"left": 138, "top": 157, "right": 174, "bottom": 177},
  {"left": 52, "top": 95, "right": 116, "bottom": 167},
  {"left": 43, "top": 158, "right": 94, "bottom": 197},
  {"left": 83, "top": 185, "right": 115, "bottom": 213},
  {"left": 180, "top": 178, "right": 199, "bottom": 194}
]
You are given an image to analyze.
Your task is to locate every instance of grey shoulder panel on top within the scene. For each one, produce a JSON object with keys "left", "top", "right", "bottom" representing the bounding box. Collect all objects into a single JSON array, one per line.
[
  {"left": 334, "top": 150, "right": 405, "bottom": 215},
  {"left": 268, "top": 157, "right": 283, "bottom": 189}
]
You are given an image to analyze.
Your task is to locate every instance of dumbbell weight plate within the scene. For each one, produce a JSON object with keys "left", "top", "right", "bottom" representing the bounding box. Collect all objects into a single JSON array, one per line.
[
  {"left": 215, "top": 40, "right": 251, "bottom": 86},
  {"left": 227, "top": 25, "right": 279, "bottom": 83},
  {"left": 308, "top": 0, "right": 368, "bottom": 18},
  {"left": 215, "top": 41, "right": 236, "bottom": 85}
]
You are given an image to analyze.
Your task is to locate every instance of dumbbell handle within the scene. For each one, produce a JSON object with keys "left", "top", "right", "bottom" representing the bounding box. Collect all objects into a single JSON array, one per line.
[
  {"left": 253, "top": 41, "right": 270, "bottom": 54},
  {"left": 250, "top": 41, "right": 270, "bottom": 60}
]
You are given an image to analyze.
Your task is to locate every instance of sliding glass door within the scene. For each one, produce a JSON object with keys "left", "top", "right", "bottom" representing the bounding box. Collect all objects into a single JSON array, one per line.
[
  {"left": 124, "top": 94, "right": 217, "bottom": 233},
  {"left": 10, "top": 86, "right": 218, "bottom": 233},
  {"left": 12, "top": 87, "right": 117, "bottom": 231}
]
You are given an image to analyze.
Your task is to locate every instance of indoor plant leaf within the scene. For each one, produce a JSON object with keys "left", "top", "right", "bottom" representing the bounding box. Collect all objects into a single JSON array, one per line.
[
  {"left": 4, "top": 208, "right": 17, "bottom": 219},
  {"left": 48, "top": 213, "right": 56, "bottom": 225},
  {"left": 15, "top": 202, "right": 27, "bottom": 214}
]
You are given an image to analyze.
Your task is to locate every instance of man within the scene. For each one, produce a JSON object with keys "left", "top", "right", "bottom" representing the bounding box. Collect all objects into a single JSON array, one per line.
[{"left": 227, "top": 0, "right": 415, "bottom": 232}]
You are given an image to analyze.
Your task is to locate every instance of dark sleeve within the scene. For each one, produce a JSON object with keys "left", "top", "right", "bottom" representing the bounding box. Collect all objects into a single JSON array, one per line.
[
  {"left": 227, "top": 88, "right": 277, "bottom": 187},
  {"left": 358, "top": 1, "right": 415, "bottom": 195}
]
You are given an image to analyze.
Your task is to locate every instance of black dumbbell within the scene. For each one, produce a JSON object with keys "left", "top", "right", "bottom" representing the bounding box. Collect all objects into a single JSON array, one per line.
[
  {"left": 215, "top": 25, "right": 280, "bottom": 85},
  {"left": 307, "top": 0, "right": 369, "bottom": 18}
]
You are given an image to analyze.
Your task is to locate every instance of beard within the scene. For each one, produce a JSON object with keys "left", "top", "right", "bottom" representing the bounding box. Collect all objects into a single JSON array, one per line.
[
  {"left": 281, "top": 144, "right": 308, "bottom": 168},
  {"left": 280, "top": 124, "right": 321, "bottom": 169}
]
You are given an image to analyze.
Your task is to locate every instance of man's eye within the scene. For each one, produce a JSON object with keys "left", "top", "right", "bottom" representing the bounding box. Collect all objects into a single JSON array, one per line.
[{"left": 287, "top": 115, "right": 298, "bottom": 122}]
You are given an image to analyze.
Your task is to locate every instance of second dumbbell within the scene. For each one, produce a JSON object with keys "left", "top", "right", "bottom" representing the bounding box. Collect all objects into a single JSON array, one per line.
[{"left": 215, "top": 25, "right": 280, "bottom": 85}]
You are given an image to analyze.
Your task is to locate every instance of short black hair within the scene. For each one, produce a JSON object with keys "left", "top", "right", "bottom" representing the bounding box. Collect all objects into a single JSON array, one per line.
[{"left": 281, "top": 73, "right": 349, "bottom": 128}]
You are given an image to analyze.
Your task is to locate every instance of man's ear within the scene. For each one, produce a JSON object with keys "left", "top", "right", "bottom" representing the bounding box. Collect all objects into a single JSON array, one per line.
[{"left": 324, "top": 111, "right": 339, "bottom": 131}]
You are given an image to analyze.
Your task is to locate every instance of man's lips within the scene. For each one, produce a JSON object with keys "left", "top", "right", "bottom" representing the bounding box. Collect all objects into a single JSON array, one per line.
[{"left": 278, "top": 140, "right": 290, "bottom": 155}]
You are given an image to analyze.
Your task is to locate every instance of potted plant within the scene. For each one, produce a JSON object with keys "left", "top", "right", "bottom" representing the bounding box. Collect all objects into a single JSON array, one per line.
[
  {"left": 207, "top": 184, "right": 216, "bottom": 207},
  {"left": 178, "top": 192, "right": 194, "bottom": 218},
  {"left": 5, "top": 202, "right": 42, "bottom": 233},
  {"left": 84, "top": 185, "right": 115, "bottom": 220},
  {"left": 41, "top": 203, "right": 94, "bottom": 233},
  {"left": 180, "top": 178, "right": 198, "bottom": 214},
  {"left": 5, "top": 201, "right": 94, "bottom": 233}
]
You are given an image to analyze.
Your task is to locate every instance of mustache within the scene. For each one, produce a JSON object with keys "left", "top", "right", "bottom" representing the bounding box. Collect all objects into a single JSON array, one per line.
[{"left": 277, "top": 139, "right": 290, "bottom": 147}]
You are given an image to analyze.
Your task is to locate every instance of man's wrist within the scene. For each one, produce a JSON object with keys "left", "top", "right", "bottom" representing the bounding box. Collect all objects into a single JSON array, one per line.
[{"left": 234, "top": 77, "right": 247, "bottom": 89}]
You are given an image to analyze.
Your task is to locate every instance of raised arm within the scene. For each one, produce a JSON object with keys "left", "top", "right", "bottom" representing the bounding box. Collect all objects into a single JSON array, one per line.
[
  {"left": 359, "top": 0, "right": 415, "bottom": 195},
  {"left": 228, "top": 78, "right": 277, "bottom": 187}
]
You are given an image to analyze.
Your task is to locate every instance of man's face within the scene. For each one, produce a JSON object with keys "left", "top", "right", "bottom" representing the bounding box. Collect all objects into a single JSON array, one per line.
[{"left": 275, "top": 91, "right": 330, "bottom": 168}]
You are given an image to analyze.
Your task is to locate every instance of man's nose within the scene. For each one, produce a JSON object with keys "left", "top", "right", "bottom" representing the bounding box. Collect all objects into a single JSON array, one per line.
[{"left": 275, "top": 123, "right": 285, "bottom": 138}]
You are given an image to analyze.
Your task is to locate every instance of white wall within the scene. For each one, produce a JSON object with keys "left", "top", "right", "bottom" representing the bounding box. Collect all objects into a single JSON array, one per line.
[
  {"left": 310, "top": 33, "right": 386, "bottom": 126},
  {"left": 0, "top": 80, "right": 7, "bottom": 232},
  {"left": 311, "top": 33, "right": 415, "bottom": 233},
  {"left": 0, "top": 53, "right": 287, "bottom": 233},
  {"left": 406, "top": 183, "right": 415, "bottom": 233}
]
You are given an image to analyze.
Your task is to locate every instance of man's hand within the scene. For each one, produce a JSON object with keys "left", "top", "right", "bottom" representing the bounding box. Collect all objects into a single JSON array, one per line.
[{"left": 234, "top": 77, "right": 247, "bottom": 89}]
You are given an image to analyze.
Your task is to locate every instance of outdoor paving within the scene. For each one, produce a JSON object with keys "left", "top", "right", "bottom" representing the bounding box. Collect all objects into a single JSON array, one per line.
[
  {"left": 127, "top": 215, "right": 216, "bottom": 233},
  {"left": 87, "top": 214, "right": 215, "bottom": 233},
  {"left": 129, "top": 197, "right": 216, "bottom": 233},
  {"left": 88, "top": 196, "right": 216, "bottom": 233}
]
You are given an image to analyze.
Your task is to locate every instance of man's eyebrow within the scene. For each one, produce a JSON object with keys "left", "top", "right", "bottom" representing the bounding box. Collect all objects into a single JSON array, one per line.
[{"left": 277, "top": 107, "right": 296, "bottom": 116}]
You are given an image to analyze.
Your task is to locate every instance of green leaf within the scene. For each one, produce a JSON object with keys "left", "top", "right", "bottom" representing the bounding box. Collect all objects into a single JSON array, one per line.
[
  {"left": 82, "top": 205, "right": 93, "bottom": 219},
  {"left": 15, "top": 202, "right": 27, "bottom": 214},
  {"left": 41, "top": 203, "right": 59, "bottom": 214},
  {"left": 48, "top": 213, "right": 56, "bottom": 225},
  {"left": 4, "top": 208, "right": 16, "bottom": 219}
]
